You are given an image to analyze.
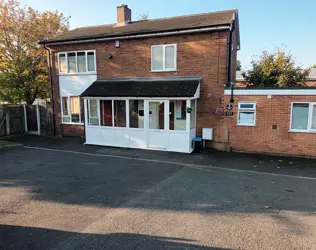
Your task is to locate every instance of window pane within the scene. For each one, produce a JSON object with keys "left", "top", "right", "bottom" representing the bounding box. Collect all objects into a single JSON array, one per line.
[
  {"left": 80, "top": 97, "right": 84, "bottom": 123},
  {"left": 100, "top": 100, "right": 112, "bottom": 126},
  {"left": 62, "top": 97, "right": 69, "bottom": 115},
  {"left": 170, "top": 100, "right": 186, "bottom": 131},
  {"left": 114, "top": 100, "right": 126, "bottom": 127},
  {"left": 240, "top": 103, "right": 255, "bottom": 109},
  {"left": 152, "top": 46, "right": 163, "bottom": 71},
  {"left": 59, "top": 54, "right": 66, "bottom": 73},
  {"left": 165, "top": 46, "right": 175, "bottom": 69},
  {"left": 129, "top": 100, "right": 144, "bottom": 128},
  {"left": 77, "top": 52, "right": 86, "bottom": 73},
  {"left": 312, "top": 105, "right": 316, "bottom": 129},
  {"left": 87, "top": 52, "right": 95, "bottom": 72},
  {"left": 291, "top": 103, "right": 309, "bottom": 130},
  {"left": 149, "top": 101, "right": 164, "bottom": 129},
  {"left": 88, "top": 100, "right": 99, "bottom": 125},
  {"left": 239, "top": 112, "right": 255, "bottom": 125},
  {"left": 67, "top": 52, "right": 76, "bottom": 73},
  {"left": 70, "top": 96, "right": 80, "bottom": 123},
  {"left": 190, "top": 100, "right": 196, "bottom": 129},
  {"left": 62, "top": 116, "right": 71, "bottom": 123}
]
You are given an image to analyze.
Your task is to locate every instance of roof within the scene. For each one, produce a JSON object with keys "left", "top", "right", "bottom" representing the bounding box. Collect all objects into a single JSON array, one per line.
[
  {"left": 39, "top": 9, "right": 237, "bottom": 44},
  {"left": 81, "top": 77, "right": 201, "bottom": 98},
  {"left": 236, "top": 69, "right": 316, "bottom": 81},
  {"left": 310, "top": 68, "right": 316, "bottom": 79}
]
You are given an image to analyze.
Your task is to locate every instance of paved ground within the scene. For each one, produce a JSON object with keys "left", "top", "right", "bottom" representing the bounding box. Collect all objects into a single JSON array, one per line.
[{"left": 1, "top": 136, "right": 316, "bottom": 249}]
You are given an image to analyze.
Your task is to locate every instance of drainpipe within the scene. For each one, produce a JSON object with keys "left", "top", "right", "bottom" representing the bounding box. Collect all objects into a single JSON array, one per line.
[
  {"left": 227, "top": 16, "right": 236, "bottom": 103},
  {"left": 44, "top": 44, "right": 56, "bottom": 136}
]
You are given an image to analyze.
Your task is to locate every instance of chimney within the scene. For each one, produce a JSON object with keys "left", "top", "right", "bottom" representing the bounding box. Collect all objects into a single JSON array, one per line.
[{"left": 117, "top": 4, "right": 131, "bottom": 25}]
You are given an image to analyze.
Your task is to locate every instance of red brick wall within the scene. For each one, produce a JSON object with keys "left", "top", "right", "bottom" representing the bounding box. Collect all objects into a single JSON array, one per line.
[
  {"left": 49, "top": 31, "right": 231, "bottom": 149},
  {"left": 224, "top": 94, "right": 316, "bottom": 157},
  {"left": 306, "top": 80, "right": 316, "bottom": 87},
  {"left": 61, "top": 124, "right": 85, "bottom": 137}
]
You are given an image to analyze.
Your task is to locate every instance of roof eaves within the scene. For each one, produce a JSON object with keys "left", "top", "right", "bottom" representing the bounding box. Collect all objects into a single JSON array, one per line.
[{"left": 38, "top": 23, "right": 231, "bottom": 45}]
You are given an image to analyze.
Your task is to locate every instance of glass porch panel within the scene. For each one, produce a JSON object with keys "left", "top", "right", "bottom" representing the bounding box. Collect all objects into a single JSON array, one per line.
[
  {"left": 100, "top": 100, "right": 112, "bottom": 126},
  {"left": 129, "top": 100, "right": 144, "bottom": 128},
  {"left": 149, "top": 101, "right": 164, "bottom": 129},
  {"left": 114, "top": 100, "right": 126, "bottom": 127},
  {"left": 190, "top": 100, "right": 196, "bottom": 129},
  {"left": 169, "top": 100, "right": 186, "bottom": 131},
  {"left": 88, "top": 100, "right": 99, "bottom": 125}
]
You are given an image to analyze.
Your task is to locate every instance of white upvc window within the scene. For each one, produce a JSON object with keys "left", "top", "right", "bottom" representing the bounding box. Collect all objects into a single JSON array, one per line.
[
  {"left": 88, "top": 99, "right": 100, "bottom": 125},
  {"left": 290, "top": 102, "right": 316, "bottom": 132},
  {"left": 237, "top": 102, "right": 256, "bottom": 126},
  {"left": 151, "top": 44, "right": 177, "bottom": 72},
  {"left": 58, "top": 50, "right": 96, "bottom": 74},
  {"left": 61, "top": 96, "right": 84, "bottom": 124}
]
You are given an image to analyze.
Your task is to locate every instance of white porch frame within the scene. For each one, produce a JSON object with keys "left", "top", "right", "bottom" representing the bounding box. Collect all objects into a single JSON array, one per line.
[{"left": 83, "top": 97, "right": 198, "bottom": 153}]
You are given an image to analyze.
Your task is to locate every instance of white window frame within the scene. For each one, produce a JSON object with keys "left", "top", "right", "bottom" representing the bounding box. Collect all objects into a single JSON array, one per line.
[
  {"left": 97, "top": 100, "right": 128, "bottom": 128},
  {"left": 290, "top": 102, "right": 316, "bottom": 132},
  {"left": 151, "top": 44, "right": 177, "bottom": 72},
  {"left": 88, "top": 99, "right": 100, "bottom": 126},
  {"left": 61, "top": 96, "right": 84, "bottom": 125},
  {"left": 57, "top": 50, "right": 96, "bottom": 75},
  {"left": 237, "top": 102, "right": 256, "bottom": 126}
]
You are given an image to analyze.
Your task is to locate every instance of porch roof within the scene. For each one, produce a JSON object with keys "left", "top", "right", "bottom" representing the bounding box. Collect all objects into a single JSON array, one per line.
[{"left": 81, "top": 77, "right": 201, "bottom": 98}]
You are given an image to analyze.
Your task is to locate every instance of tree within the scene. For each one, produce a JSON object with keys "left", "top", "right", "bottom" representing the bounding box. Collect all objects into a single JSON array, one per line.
[
  {"left": 236, "top": 60, "right": 242, "bottom": 71},
  {"left": 311, "top": 64, "right": 316, "bottom": 68},
  {"left": 0, "top": 0, "right": 70, "bottom": 104},
  {"left": 137, "top": 13, "right": 149, "bottom": 21},
  {"left": 242, "top": 49, "right": 310, "bottom": 87}
]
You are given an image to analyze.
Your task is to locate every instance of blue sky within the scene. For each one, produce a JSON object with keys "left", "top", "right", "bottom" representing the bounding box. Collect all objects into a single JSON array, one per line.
[{"left": 22, "top": 0, "right": 316, "bottom": 69}]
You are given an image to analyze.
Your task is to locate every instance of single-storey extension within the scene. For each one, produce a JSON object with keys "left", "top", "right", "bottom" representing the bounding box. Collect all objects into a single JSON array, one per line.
[{"left": 224, "top": 87, "right": 316, "bottom": 157}]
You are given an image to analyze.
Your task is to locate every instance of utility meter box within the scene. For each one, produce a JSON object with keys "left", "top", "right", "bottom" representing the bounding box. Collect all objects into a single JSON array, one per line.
[{"left": 202, "top": 128, "right": 213, "bottom": 140}]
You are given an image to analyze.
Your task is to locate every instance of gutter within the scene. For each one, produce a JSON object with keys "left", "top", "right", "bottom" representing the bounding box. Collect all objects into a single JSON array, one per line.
[
  {"left": 44, "top": 44, "right": 56, "bottom": 136},
  {"left": 39, "top": 25, "right": 231, "bottom": 46}
]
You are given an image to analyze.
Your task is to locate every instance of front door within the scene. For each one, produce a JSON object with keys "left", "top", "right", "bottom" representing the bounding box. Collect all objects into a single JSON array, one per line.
[{"left": 147, "top": 100, "right": 168, "bottom": 149}]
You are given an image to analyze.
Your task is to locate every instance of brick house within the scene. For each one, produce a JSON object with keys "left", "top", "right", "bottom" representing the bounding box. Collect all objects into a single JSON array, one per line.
[{"left": 39, "top": 4, "right": 240, "bottom": 153}]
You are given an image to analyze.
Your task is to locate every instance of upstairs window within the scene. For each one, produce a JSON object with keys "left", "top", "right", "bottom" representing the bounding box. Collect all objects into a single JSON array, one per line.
[
  {"left": 58, "top": 51, "right": 96, "bottom": 74},
  {"left": 151, "top": 44, "right": 177, "bottom": 72}
]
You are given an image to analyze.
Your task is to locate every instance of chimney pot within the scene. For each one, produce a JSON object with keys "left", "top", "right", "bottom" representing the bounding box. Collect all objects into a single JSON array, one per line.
[{"left": 117, "top": 4, "right": 131, "bottom": 25}]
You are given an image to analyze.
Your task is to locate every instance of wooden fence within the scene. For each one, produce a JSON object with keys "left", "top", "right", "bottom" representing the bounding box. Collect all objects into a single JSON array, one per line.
[{"left": 0, "top": 104, "right": 52, "bottom": 137}]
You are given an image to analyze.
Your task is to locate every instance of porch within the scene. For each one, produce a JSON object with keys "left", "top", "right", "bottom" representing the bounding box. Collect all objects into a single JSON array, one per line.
[{"left": 81, "top": 77, "right": 201, "bottom": 153}]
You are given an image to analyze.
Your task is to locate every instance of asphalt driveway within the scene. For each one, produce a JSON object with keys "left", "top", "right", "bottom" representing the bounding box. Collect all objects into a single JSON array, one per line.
[{"left": 1, "top": 136, "right": 316, "bottom": 249}]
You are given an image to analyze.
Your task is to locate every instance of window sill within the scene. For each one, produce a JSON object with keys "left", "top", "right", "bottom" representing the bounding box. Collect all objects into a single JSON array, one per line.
[
  {"left": 236, "top": 124, "right": 256, "bottom": 127},
  {"left": 151, "top": 69, "right": 177, "bottom": 73},
  {"left": 61, "top": 123, "right": 84, "bottom": 126},
  {"left": 58, "top": 72, "right": 97, "bottom": 76},
  {"left": 288, "top": 130, "right": 316, "bottom": 134}
]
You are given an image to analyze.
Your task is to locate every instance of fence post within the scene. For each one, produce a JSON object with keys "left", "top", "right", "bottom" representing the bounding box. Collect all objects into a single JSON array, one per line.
[
  {"left": 36, "top": 103, "right": 41, "bottom": 136},
  {"left": 23, "top": 104, "right": 28, "bottom": 133},
  {"left": 5, "top": 107, "right": 10, "bottom": 136}
]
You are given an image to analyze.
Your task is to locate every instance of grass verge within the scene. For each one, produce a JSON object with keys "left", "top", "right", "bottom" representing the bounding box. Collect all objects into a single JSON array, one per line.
[{"left": 0, "top": 140, "right": 14, "bottom": 146}]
